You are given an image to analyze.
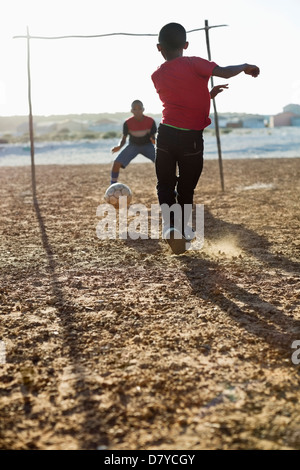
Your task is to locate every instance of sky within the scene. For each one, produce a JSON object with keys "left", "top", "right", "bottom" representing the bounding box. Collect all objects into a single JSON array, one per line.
[{"left": 1, "top": 0, "right": 300, "bottom": 117}]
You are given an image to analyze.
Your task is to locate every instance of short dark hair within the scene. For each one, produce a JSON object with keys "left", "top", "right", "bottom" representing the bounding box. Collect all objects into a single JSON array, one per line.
[
  {"left": 131, "top": 100, "right": 144, "bottom": 108},
  {"left": 158, "top": 23, "right": 187, "bottom": 51}
]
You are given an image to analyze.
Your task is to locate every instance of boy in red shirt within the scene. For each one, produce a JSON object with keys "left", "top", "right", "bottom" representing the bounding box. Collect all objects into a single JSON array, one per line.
[
  {"left": 151, "top": 23, "right": 260, "bottom": 255},
  {"left": 110, "top": 100, "right": 157, "bottom": 184}
]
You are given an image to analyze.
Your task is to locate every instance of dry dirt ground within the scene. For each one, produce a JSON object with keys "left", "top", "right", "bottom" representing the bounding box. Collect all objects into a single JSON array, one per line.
[{"left": 0, "top": 158, "right": 299, "bottom": 450}]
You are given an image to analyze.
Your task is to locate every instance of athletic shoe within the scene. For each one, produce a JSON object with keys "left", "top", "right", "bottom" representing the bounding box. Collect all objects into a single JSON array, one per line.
[{"left": 163, "top": 227, "right": 188, "bottom": 255}]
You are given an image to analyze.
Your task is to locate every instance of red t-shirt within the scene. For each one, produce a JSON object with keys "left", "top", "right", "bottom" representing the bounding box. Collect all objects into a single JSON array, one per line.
[
  {"left": 151, "top": 56, "right": 217, "bottom": 130},
  {"left": 123, "top": 115, "right": 157, "bottom": 145}
]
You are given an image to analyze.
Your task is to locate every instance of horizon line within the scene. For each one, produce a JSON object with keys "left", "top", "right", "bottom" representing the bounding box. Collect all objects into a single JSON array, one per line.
[{"left": 0, "top": 110, "right": 278, "bottom": 119}]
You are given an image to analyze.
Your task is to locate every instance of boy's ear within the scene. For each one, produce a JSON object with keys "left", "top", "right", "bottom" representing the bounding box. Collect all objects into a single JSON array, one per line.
[
  {"left": 183, "top": 41, "right": 189, "bottom": 50},
  {"left": 157, "top": 43, "right": 162, "bottom": 52}
]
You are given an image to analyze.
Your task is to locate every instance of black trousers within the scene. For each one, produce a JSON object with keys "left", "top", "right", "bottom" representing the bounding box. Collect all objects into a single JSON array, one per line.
[{"left": 155, "top": 124, "right": 204, "bottom": 230}]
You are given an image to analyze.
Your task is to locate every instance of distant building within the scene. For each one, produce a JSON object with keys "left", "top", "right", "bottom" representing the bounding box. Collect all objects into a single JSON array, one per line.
[
  {"left": 226, "top": 119, "right": 243, "bottom": 128},
  {"left": 270, "top": 103, "right": 300, "bottom": 127},
  {"left": 291, "top": 116, "right": 300, "bottom": 126},
  {"left": 243, "top": 117, "right": 266, "bottom": 128},
  {"left": 270, "top": 111, "right": 300, "bottom": 127},
  {"left": 209, "top": 114, "right": 266, "bottom": 129},
  {"left": 283, "top": 104, "right": 300, "bottom": 114}
]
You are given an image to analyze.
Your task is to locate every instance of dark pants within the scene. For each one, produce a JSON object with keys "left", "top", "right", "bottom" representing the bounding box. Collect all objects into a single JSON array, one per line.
[{"left": 155, "top": 124, "right": 204, "bottom": 230}]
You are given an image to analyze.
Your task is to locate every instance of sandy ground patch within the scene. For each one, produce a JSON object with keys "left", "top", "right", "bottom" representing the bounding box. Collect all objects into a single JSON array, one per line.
[{"left": 0, "top": 158, "right": 299, "bottom": 450}]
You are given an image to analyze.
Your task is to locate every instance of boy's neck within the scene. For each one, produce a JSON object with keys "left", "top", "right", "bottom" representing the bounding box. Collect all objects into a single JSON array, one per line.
[{"left": 164, "top": 49, "right": 184, "bottom": 61}]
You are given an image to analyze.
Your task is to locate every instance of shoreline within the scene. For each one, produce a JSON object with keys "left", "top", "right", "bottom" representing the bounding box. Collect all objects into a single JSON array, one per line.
[{"left": 1, "top": 127, "right": 300, "bottom": 167}]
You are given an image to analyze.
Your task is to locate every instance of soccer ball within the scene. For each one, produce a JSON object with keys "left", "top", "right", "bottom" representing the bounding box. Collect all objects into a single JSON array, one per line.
[{"left": 104, "top": 183, "right": 132, "bottom": 209}]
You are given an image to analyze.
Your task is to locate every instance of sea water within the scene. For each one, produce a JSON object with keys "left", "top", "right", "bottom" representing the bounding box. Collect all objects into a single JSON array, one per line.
[{"left": 0, "top": 127, "right": 299, "bottom": 167}]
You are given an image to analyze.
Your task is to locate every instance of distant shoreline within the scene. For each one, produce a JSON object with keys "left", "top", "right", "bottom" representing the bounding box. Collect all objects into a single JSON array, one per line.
[{"left": 1, "top": 126, "right": 300, "bottom": 168}]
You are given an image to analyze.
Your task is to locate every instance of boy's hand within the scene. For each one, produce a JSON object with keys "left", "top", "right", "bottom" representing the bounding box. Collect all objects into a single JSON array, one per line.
[
  {"left": 244, "top": 64, "right": 260, "bottom": 77},
  {"left": 210, "top": 84, "right": 229, "bottom": 99},
  {"left": 111, "top": 145, "right": 121, "bottom": 154}
]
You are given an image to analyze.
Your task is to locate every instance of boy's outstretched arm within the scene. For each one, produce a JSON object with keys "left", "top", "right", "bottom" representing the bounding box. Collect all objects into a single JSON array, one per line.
[
  {"left": 210, "top": 84, "right": 229, "bottom": 99},
  {"left": 111, "top": 134, "right": 127, "bottom": 154},
  {"left": 213, "top": 64, "right": 260, "bottom": 79}
]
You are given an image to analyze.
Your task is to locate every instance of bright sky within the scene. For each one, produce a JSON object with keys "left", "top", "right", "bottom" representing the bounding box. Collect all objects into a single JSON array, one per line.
[{"left": 1, "top": 0, "right": 300, "bottom": 117}]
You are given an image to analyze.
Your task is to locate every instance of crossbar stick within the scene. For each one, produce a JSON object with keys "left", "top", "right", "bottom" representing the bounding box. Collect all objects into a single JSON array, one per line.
[{"left": 13, "top": 25, "right": 228, "bottom": 40}]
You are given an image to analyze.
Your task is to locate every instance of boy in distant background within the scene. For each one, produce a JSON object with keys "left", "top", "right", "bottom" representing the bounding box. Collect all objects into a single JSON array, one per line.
[
  {"left": 152, "top": 22, "right": 260, "bottom": 254},
  {"left": 110, "top": 100, "right": 157, "bottom": 184}
]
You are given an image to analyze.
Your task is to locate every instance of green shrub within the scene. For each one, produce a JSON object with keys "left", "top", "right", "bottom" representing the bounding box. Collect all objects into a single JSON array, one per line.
[
  {"left": 102, "top": 131, "right": 119, "bottom": 139},
  {"left": 82, "top": 133, "right": 98, "bottom": 139}
]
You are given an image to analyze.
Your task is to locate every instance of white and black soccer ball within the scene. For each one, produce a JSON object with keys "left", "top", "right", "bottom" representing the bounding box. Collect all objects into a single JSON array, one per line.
[{"left": 104, "top": 183, "right": 132, "bottom": 209}]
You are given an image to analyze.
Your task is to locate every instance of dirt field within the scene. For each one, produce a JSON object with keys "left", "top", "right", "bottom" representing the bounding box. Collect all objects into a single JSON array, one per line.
[{"left": 0, "top": 158, "right": 299, "bottom": 450}]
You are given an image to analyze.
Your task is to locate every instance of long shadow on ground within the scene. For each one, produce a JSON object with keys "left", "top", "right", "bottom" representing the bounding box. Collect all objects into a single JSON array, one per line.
[
  {"left": 181, "top": 208, "right": 300, "bottom": 353},
  {"left": 33, "top": 196, "right": 109, "bottom": 449}
]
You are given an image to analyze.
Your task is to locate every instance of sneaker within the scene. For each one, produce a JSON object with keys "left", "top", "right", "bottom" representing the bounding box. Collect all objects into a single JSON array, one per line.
[{"left": 163, "top": 227, "right": 188, "bottom": 255}]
